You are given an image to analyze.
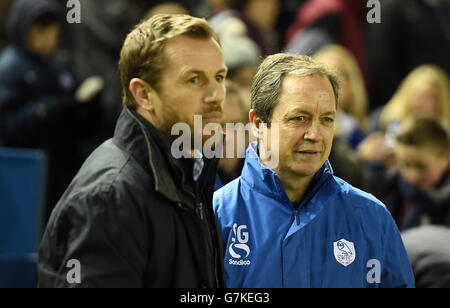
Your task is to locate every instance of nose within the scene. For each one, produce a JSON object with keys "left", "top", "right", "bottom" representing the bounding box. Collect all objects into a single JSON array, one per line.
[
  {"left": 204, "top": 81, "right": 225, "bottom": 105},
  {"left": 304, "top": 120, "right": 322, "bottom": 141}
]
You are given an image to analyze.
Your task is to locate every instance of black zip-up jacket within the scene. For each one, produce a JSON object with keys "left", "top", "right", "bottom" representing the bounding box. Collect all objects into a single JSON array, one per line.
[{"left": 37, "top": 108, "right": 225, "bottom": 287}]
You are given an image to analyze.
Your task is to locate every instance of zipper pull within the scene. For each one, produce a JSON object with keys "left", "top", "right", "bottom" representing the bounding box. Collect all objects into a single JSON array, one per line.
[
  {"left": 294, "top": 210, "right": 300, "bottom": 226},
  {"left": 197, "top": 202, "right": 204, "bottom": 220},
  {"left": 177, "top": 202, "right": 188, "bottom": 211}
]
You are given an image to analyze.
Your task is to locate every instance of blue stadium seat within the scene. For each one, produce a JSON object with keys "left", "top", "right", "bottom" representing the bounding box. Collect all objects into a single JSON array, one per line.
[{"left": 0, "top": 147, "right": 47, "bottom": 288}]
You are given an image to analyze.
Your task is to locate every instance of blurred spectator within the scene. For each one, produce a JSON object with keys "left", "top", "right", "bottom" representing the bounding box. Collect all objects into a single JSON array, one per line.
[
  {"left": 209, "top": 0, "right": 281, "bottom": 56},
  {"left": 194, "top": 0, "right": 228, "bottom": 18},
  {"left": 221, "top": 35, "right": 261, "bottom": 109},
  {"left": 312, "top": 44, "right": 368, "bottom": 189},
  {"left": 144, "top": 2, "right": 189, "bottom": 18},
  {"left": 217, "top": 36, "right": 260, "bottom": 187},
  {"left": 366, "top": 0, "right": 450, "bottom": 111},
  {"left": 284, "top": 0, "right": 368, "bottom": 89},
  {"left": 365, "top": 117, "right": 450, "bottom": 231},
  {"left": 61, "top": 0, "right": 153, "bottom": 143},
  {"left": 0, "top": 0, "right": 14, "bottom": 52},
  {"left": 402, "top": 225, "right": 450, "bottom": 288},
  {"left": 378, "top": 64, "right": 450, "bottom": 133},
  {"left": 315, "top": 44, "right": 368, "bottom": 148},
  {"left": 0, "top": 0, "right": 103, "bottom": 225},
  {"left": 215, "top": 80, "right": 252, "bottom": 190},
  {"left": 357, "top": 130, "right": 397, "bottom": 171},
  {"left": 360, "top": 64, "right": 449, "bottom": 169},
  {"left": 274, "top": 0, "right": 306, "bottom": 46},
  {"left": 328, "top": 137, "right": 366, "bottom": 190},
  {"left": 143, "top": 0, "right": 225, "bottom": 18}
]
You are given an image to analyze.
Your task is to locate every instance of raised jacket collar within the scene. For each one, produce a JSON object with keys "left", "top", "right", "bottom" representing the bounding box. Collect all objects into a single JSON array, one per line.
[
  {"left": 112, "top": 108, "right": 218, "bottom": 207},
  {"left": 241, "top": 141, "right": 334, "bottom": 207}
]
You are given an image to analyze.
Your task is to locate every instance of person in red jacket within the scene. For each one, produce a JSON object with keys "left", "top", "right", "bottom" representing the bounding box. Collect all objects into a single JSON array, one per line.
[{"left": 284, "top": 0, "right": 368, "bottom": 91}]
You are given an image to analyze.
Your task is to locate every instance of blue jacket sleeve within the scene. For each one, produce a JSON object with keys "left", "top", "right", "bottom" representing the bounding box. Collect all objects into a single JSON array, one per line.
[{"left": 380, "top": 214, "right": 415, "bottom": 288}]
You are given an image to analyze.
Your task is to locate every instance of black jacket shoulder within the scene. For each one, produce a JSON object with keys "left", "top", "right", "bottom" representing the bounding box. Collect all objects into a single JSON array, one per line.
[{"left": 38, "top": 109, "right": 224, "bottom": 288}]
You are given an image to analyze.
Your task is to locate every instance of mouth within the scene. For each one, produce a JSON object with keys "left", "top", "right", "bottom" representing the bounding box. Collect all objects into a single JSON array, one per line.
[
  {"left": 294, "top": 150, "right": 321, "bottom": 157},
  {"left": 202, "top": 112, "right": 223, "bottom": 122}
]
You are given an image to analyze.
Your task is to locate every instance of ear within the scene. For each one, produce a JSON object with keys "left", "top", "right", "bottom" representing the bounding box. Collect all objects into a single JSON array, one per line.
[
  {"left": 129, "top": 78, "right": 154, "bottom": 111},
  {"left": 249, "top": 109, "right": 265, "bottom": 139}
]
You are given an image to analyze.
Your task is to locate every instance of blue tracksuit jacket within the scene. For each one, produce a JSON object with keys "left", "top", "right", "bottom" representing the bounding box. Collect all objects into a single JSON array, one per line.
[{"left": 213, "top": 142, "right": 415, "bottom": 288}]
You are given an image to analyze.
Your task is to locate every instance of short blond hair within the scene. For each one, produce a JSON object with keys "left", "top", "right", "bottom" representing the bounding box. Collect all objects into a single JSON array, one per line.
[
  {"left": 396, "top": 116, "right": 450, "bottom": 157},
  {"left": 251, "top": 53, "right": 340, "bottom": 125},
  {"left": 119, "top": 14, "right": 219, "bottom": 109}
]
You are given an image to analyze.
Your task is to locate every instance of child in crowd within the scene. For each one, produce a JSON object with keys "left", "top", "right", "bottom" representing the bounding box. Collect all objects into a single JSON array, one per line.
[
  {"left": 366, "top": 117, "right": 450, "bottom": 231},
  {"left": 359, "top": 64, "right": 449, "bottom": 170}
]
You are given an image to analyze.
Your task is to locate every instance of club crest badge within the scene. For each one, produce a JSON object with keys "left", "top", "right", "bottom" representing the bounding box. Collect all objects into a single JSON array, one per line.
[{"left": 333, "top": 239, "right": 356, "bottom": 267}]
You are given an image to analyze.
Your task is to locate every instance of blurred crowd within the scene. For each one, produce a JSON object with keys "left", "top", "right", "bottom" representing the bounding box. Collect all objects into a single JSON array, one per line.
[{"left": 0, "top": 0, "right": 449, "bottom": 287}]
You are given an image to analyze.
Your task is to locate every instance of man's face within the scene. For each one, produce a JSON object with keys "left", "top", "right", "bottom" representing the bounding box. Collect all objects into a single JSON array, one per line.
[
  {"left": 151, "top": 35, "right": 227, "bottom": 144},
  {"left": 262, "top": 74, "right": 336, "bottom": 179},
  {"left": 395, "top": 144, "right": 449, "bottom": 191}
]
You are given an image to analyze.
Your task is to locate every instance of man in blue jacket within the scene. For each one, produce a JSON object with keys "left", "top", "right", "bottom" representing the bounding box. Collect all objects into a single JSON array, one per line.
[{"left": 213, "top": 53, "right": 414, "bottom": 288}]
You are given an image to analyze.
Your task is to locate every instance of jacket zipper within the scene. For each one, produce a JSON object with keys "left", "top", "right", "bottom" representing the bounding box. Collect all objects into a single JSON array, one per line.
[
  {"left": 179, "top": 201, "right": 219, "bottom": 287},
  {"left": 196, "top": 202, "right": 204, "bottom": 220},
  {"left": 293, "top": 209, "right": 300, "bottom": 226},
  {"left": 134, "top": 108, "right": 219, "bottom": 286},
  {"left": 197, "top": 201, "right": 220, "bottom": 287},
  {"left": 178, "top": 201, "right": 204, "bottom": 221}
]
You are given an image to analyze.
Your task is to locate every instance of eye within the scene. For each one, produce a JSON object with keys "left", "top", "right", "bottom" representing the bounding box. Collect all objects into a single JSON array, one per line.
[
  {"left": 188, "top": 76, "right": 199, "bottom": 84},
  {"left": 215, "top": 74, "right": 225, "bottom": 82},
  {"left": 323, "top": 117, "right": 335, "bottom": 123},
  {"left": 295, "top": 116, "right": 305, "bottom": 122}
]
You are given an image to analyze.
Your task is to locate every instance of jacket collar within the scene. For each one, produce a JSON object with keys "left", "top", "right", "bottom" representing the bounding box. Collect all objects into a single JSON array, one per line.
[
  {"left": 241, "top": 141, "right": 334, "bottom": 206},
  {"left": 113, "top": 108, "right": 203, "bottom": 205}
]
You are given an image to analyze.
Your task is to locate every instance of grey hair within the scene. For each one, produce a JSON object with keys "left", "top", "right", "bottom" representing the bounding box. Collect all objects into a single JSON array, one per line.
[{"left": 250, "top": 53, "right": 340, "bottom": 125}]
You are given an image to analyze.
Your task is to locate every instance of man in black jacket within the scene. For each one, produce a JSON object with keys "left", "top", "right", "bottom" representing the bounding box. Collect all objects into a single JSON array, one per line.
[{"left": 38, "top": 14, "right": 227, "bottom": 288}]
